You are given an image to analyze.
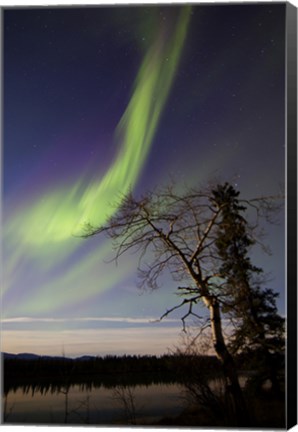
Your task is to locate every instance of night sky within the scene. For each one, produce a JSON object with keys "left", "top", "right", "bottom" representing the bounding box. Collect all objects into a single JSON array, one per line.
[{"left": 2, "top": 3, "right": 286, "bottom": 357}]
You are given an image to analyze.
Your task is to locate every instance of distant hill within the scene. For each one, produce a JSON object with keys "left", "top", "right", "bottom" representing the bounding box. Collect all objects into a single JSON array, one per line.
[
  {"left": 2, "top": 352, "right": 76, "bottom": 361},
  {"left": 76, "top": 355, "right": 96, "bottom": 361}
]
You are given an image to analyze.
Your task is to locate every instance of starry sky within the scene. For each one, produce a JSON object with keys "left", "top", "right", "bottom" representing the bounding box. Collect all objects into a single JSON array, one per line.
[{"left": 2, "top": 3, "right": 286, "bottom": 357}]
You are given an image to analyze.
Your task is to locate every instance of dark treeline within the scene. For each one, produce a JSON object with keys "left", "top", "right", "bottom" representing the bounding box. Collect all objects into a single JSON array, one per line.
[
  {"left": 4, "top": 350, "right": 283, "bottom": 397},
  {"left": 3, "top": 353, "right": 222, "bottom": 395},
  {"left": 3, "top": 352, "right": 285, "bottom": 428}
]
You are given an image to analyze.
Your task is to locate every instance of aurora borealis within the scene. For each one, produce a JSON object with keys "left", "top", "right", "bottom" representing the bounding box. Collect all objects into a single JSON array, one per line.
[{"left": 2, "top": 3, "right": 286, "bottom": 357}]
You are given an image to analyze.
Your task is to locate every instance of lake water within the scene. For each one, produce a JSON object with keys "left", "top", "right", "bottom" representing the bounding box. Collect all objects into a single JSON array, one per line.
[{"left": 3, "top": 383, "right": 188, "bottom": 425}]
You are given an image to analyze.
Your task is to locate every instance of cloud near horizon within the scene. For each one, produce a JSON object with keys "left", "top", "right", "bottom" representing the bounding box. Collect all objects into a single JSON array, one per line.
[
  {"left": 2, "top": 316, "right": 180, "bottom": 324},
  {"left": 2, "top": 326, "right": 185, "bottom": 358}
]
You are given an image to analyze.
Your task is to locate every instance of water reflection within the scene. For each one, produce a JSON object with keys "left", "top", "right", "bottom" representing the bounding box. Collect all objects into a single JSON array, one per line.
[{"left": 4, "top": 383, "right": 186, "bottom": 425}]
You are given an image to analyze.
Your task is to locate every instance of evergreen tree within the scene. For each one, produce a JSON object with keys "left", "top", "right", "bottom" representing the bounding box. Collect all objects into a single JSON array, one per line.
[{"left": 212, "top": 183, "right": 285, "bottom": 394}]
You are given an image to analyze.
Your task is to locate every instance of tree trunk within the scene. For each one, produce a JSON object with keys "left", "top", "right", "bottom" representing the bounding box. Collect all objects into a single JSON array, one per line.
[{"left": 206, "top": 296, "right": 250, "bottom": 426}]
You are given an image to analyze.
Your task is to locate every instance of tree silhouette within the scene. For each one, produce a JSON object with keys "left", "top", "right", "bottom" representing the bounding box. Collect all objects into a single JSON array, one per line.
[
  {"left": 84, "top": 182, "right": 284, "bottom": 425},
  {"left": 212, "top": 183, "right": 284, "bottom": 395}
]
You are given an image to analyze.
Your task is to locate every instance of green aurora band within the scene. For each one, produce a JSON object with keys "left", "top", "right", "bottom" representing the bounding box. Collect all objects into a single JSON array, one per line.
[
  {"left": 6, "top": 8, "right": 191, "bottom": 247},
  {"left": 3, "top": 8, "right": 191, "bottom": 313}
]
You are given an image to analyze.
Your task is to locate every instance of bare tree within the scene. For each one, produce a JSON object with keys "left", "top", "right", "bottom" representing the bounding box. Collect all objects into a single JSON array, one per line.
[
  {"left": 112, "top": 385, "right": 137, "bottom": 425},
  {"left": 84, "top": 182, "right": 283, "bottom": 426},
  {"left": 174, "top": 332, "right": 235, "bottom": 426}
]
